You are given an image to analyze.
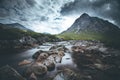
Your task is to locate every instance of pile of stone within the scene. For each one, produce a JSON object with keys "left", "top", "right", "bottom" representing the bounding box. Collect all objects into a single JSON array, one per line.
[
  {"left": 71, "top": 45, "right": 120, "bottom": 80},
  {"left": 24, "top": 45, "right": 68, "bottom": 80}
]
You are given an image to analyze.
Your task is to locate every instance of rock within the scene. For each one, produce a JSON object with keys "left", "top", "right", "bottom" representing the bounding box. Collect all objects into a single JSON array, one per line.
[
  {"left": 71, "top": 43, "right": 120, "bottom": 80},
  {"left": 48, "top": 54, "right": 62, "bottom": 63},
  {"left": 32, "top": 50, "right": 46, "bottom": 59},
  {"left": 0, "top": 65, "right": 26, "bottom": 80},
  {"left": 42, "top": 59, "right": 55, "bottom": 71},
  {"left": 29, "top": 73, "right": 37, "bottom": 80},
  {"left": 18, "top": 60, "right": 31, "bottom": 66},
  {"left": 26, "top": 64, "right": 47, "bottom": 76},
  {"left": 58, "top": 51, "right": 65, "bottom": 57},
  {"left": 71, "top": 46, "right": 85, "bottom": 53},
  {"left": 53, "top": 69, "right": 81, "bottom": 80},
  {"left": 36, "top": 52, "right": 49, "bottom": 62},
  {"left": 47, "top": 50, "right": 58, "bottom": 55},
  {"left": 49, "top": 45, "right": 68, "bottom": 52}
]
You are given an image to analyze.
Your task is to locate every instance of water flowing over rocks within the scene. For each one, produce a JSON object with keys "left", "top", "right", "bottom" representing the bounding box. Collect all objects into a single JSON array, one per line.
[
  {"left": 71, "top": 41, "right": 120, "bottom": 80},
  {"left": 0, "top": 40, "right": 120, "bottom": 80}
]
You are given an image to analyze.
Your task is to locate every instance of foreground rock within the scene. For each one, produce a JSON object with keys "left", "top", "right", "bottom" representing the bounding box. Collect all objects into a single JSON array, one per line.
[
  {"left": 0, "top": 65, "right": 26, "bottom": 80},
  {"left": 72, "top": 45, "right": 120, "bottom": 80},
  {"left": 26, "top": 63, "right": 47, "bottom": 76},
  {"left": 18, "top": 60, "right": 31, "bottom": 66},
  {"left": 41, "top": 59, "right": 55, "bottom": 71},
  {"left": 32, "top": 50, "right": 48, "bottom": 59},
  {"left": 53, "top": 68, "right": 91, "bottom": 80}
]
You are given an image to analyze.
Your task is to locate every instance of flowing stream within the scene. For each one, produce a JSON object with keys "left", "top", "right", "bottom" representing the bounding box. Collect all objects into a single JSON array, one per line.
[{"left": 0, "top": 41, "right": 76, "bottom": 76}]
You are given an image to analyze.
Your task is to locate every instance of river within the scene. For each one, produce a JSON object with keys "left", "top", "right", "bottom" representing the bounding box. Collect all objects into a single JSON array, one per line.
[{"left": 0, "top": 41, "right": 76, "bottom": 75}]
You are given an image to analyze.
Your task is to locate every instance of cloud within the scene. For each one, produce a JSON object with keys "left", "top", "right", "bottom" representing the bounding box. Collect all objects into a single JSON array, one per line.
[
  {"left": 0, "top": 0, "right": 120, "bottom": 34},
  {"left": 0, "top": 0, "right": 75, "bottom": 34},
  {"left": 61, "top": 0, "right": 120, "bottom": 26}
]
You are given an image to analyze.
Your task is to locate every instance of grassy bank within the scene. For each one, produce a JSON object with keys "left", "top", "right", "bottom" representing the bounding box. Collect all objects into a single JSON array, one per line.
[{"left": 58, "top": 31, "right": 120, "bottom": 48}]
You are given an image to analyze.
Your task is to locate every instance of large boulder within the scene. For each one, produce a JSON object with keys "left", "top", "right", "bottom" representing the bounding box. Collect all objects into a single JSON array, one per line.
[
  {"left": 36, "top": 52, "right": 49, "bottom": 62},
  {"left": 32, "top": 50, "right": 47, "bottom": 59},
  {"left": 42, "top": 59, "right": 55, "bottom": 71},
  {"left": 26, "top": 63, "right": 47, "bottom": 76},
  {"left": 0, "top": 65, "right": 26, "bottom": 80},
  {"left": 48, "top": 54, "right": 62, "bottom": 63},
  {"left": 71, "top": 45, "right": 120, "bottom": 80}
]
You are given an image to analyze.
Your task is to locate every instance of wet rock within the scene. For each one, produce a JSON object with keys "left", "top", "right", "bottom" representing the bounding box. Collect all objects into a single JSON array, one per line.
[
  {"left": 49, "top": 45, "right": 68, "bottom": 52},
  {"left": 0, "top": 65, "right": 26, "bottom": 80},
  {"left": 71, "top": 46, "right": 85, "bottom": 53},
  {"left": 18, "top": 60, "right": 31, "bottom": 66},
  {"left": 42, "top": 59, "right": 55, "bottom": 71},
  {"left": 26, "top": 63, "right": 47, "bottom": 76},
  {"left": 32, "top": 50, "right": 47, "bottom": 59},
  {"left": 36, "top": 52, "right": 49, "bottom": 62},
  {"left": 53, "top": 69, "right": 81, "bottom": 80},
  {"left": 29, "top": 73, "right": 37, "bottom": 80},
  {"left": 58, "top": 51, "right": 65, "bottom": 57},
  {"left": 48, "top": 54, "right": 62, "bottom": 63},
  {"left": 47, "top": 50, "right": 58, "bottom": 55},
  {"left": 71, "top": 44, "right": 120, "bottom": 80}
]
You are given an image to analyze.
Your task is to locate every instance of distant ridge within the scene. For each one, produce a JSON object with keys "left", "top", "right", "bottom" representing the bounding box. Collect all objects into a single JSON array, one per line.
[{"left": 0, "top": 23, "right": 31, "bottom": 31}]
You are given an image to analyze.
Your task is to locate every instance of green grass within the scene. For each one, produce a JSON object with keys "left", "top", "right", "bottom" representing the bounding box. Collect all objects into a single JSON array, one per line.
[
  {"left": 58, "top": 31, "right": 109, "bottom": 41},
  {"left": 58, "top": 31, "right": 120, "bottom": 48},
  {"left": 0, "top": 26, "right": 58, "bottom": 41}
]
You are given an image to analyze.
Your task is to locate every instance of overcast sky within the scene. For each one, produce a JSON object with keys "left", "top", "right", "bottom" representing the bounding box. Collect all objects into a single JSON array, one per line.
[{"left": 0, "top": 0, "right": 120, "bottom": 34}]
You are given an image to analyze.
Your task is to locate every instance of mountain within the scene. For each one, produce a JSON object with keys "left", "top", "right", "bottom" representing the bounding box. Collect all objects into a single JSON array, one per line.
[
  {"left": 0, "top": 23, "right": 31, "bottom": 31},
  {"left": 63, "top": 13, "right": 120, "bottom": 34},
  {"left": 60, "top": 13, "right": 120, "bottom": 48},
  {"left": 0, "top": 23, "right": 59, "bottom": 49}
]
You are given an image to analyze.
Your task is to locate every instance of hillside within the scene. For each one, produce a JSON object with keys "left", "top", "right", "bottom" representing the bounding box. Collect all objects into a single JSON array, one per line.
[
  {"left": 59, "top": 13, "right": 120, "bottom": 48},
  {"left": 0, "top": 23, "right": 59, "bottom": 49}
]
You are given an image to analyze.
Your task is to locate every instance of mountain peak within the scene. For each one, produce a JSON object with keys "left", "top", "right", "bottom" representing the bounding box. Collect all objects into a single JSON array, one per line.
[
  {"left": 63, "top": 13, "right": 120, "bottom": 34},
  {"left": 80, "top": 13, "right": 90, "bottom": 18}
]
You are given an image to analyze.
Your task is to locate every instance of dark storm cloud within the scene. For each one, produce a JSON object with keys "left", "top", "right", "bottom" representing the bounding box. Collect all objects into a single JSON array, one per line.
[
  {"left": 0, "top": 0, "right": 120, "bottom": 34},
  {"left": 61, "top": 0, "right": 120, "bottom": 26},
  {"left": 25, "top": 0, "right": 36, "bottom": 6},
  {"left": 0, "top": 0, "right": 75, "bottom": 34}
]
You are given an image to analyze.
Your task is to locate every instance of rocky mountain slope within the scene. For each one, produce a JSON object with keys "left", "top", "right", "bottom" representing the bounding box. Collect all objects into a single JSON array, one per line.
[
  {"left": 63, "top": 13, "right": 120, "bottom": 33},
  {"left": 60, "top": 13, "right": 120, "bottom": 48}
]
